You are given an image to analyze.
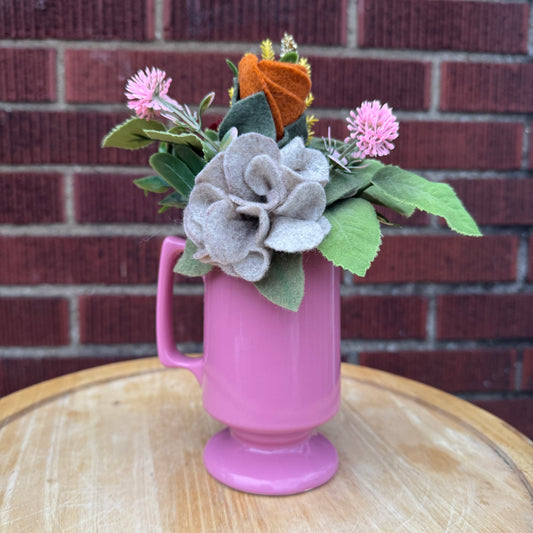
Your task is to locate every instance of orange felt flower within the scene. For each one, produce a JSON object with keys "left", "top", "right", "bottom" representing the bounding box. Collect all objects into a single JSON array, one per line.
[{"left": 238, "top": 54, "right": 311, "bottom": 140}]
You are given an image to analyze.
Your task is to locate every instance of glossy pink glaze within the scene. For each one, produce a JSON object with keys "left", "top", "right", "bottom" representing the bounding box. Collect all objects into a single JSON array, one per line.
[{"left": 156, "top": 236, "right": 341, "bottom": 494}]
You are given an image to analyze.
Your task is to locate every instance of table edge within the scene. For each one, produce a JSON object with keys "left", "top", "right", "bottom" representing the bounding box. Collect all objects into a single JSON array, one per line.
[{"left": 1, "top": 358, "right": 531, "bottom": 487}]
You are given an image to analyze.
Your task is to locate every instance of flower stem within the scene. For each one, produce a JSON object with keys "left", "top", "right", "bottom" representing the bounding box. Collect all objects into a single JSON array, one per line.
[{"left": 155, "top": 96, "right": 220, "bottom": 153}]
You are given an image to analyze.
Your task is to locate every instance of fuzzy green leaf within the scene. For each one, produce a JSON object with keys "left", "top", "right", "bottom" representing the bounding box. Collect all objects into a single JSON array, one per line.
[
  {"left": 143, "top": 129, "right": 203, "bottom": 150},
  {"left": 133, "top": 175, "right": 170, "bottom": 194},
  {"left": 371, "top": 167, "right": 482, "bottom": 236},
  {"left": 174, "top": 239, "right": 213, "bottom": 277},
  {"left": 149, "top": 152, "right": 195, "bottom": 198},
  {"left": 254, "top": 253, "right": 304, "bottom": 312},
  {"left": 318, "top": 197, "right": 382, "bottom": 277},
  {"left": 102, "top": 118, "right": 165, "bottom": 150}
]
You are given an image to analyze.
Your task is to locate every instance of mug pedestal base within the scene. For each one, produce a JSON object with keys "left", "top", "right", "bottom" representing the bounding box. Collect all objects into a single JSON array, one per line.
[{"left": 203, "top": 427, "right": 338, "bottom": 495}]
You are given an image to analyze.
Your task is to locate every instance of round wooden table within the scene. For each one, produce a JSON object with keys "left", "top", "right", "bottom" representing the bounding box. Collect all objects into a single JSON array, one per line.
[{"left": 1, "top": 359, "right": 532, "bottom": 532}]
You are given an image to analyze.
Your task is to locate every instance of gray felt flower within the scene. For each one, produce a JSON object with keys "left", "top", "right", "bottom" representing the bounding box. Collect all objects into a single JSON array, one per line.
[{"left": 183, "top": 132, "right": 331, "bottom": 282}]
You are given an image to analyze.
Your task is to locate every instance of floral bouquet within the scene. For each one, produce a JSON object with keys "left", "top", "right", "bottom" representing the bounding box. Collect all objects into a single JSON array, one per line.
[{"left": 103, "top": 34, "right": 481, "bottom": 311}]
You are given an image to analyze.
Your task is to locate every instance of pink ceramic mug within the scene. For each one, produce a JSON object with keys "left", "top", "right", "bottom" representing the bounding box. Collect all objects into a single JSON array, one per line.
[{"left": 156, "top": 235, "right": 341, "bottom": 495}]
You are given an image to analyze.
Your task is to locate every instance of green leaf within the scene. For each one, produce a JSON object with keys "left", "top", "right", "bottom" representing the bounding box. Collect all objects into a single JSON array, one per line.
[
  {"left": 371, "top": 167, "right": 482, "bottom": 236},
  {"left": 102, "top": 118, "right": 166, "bottom": 150},
  {"left": 202, "top": 140, "right": 219, "bottom": 162},
  {"left": 172, "top": 144, "right": 206, "bottom": 175},
  {"left": 279, "top": 51, "right": 299, "bottom": 63},
  {"left": 204, "top": 129, "right": 219, "bottom": 142},
  {"left": 361, "top": 184, "right": 416, "bottom": 217},
  {"left": 226, "top": 59, "right": 239, "bottom": 76},
  {"left": 219, "top": 127, "right": 237, "bottom": 151},
  {"left": 158, "top": 191, "right": 188, "bottom": 211},
  {"left": 218, "top": 91, "right": 277, "bottom": 141},
  {"left": 143, "top": 129, "right": 203, "bottom": 150},
  {"left": 325, "top": 160, "right": 383, "bottom": 205},
  {"left": 149, "top": 152, "right": 196, "bottom": 198},
  {"left": 318, "top": 197, "right": 382, "bottom": 277},
  {"left": 133, "top": 175, "right": 170, "bottom": 194},
  {"left": 198, "top": 92, "right": 215, "bottom": 117},
  {"left": 174, "top": 239, "right": 213, "bottom": 277},
  {"left": 254, "top": 253, "right": 305, "bottom": 312}
]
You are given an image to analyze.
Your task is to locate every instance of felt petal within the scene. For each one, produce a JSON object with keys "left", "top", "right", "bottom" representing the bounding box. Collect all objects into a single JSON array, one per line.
[
  {"left": 318, "top": 215, "right": 332, "bottom": 236},
  {"left": 281, "top": 136, "right": 330, "bottom": 185},
  {"left": 236, "top": 203, "right": 271, "bottom": 244},
  {"left": 233, "top": 247, "right": 272, "bottom": 282},
  {"left": 265, "top": 217, "right": 329, "bottom": 253},
  {"left": 244, "top": 154, "right": 285, "bottom": 208},
  {"left": 223, "top": 133, "right": 280, "bottom": 200},
  {"left": 195, "top": 151, "right": 228, "bottom": 191},
  {"left": 274, "top": 181, "right": 326, "bottom": 221},
  {"left": 183, "top": 183, "right": 226, "bottom": 244},
  {"left": 203, "top": 199, "right": 256, "bottom": 264}
]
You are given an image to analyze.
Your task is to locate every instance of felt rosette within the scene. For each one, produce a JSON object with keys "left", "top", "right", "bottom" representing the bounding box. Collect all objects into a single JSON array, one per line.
[{"left": 103, "top": 34, "right": 481, "bottom": 311}]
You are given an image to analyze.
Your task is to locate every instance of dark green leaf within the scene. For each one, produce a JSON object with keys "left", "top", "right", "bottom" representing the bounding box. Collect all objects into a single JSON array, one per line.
[
  {"left": 102, "top": 118, "right": 166, "bottom": 150},
  {"left": 279, "top": 51, "right": 299, "bottom": 63},
  {"left": 254, "top": 253, "right": 304, "bottom": 312},
  {"left": 149, "top": 152, "right": 196, "bottom": 198},
  {"left": 172, "top": 144, "right": 206, "bottom": 175},
  {"left": 218, "top": 91, "right": 276, "bottom": 140}
]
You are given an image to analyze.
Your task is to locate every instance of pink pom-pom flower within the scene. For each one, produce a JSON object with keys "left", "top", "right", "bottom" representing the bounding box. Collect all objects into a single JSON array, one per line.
[
  {"left": 346, "top": 100, "right": 399, "bottom": 158},
  {"left": 125, "top": 67, "right": 174, "bottom": 120}
]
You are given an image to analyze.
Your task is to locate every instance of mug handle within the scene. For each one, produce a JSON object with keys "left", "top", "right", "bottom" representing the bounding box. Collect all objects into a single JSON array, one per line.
[{"left": 156, "top": 236, "right": 204, "bottom": 384}]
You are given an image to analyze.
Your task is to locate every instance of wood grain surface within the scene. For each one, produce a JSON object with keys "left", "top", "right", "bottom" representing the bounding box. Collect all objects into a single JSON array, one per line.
[{"left": 0, "top": 359, "right": 532, "bottom": 532}]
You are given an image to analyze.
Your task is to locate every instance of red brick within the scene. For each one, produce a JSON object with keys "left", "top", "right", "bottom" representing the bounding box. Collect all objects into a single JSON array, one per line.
[
  {"left": 341, "top": 296, "right": 426, "bottom": 339},
  {"left": 0, "top": 111, "right": 152, "bottom": 165},
  {"left": 472, "top": 398, "right": 533, "bottom": 439},
  {"left": 0, "top": 355, "right": 136, "bottom": 397},
  {"left": 74, "top": 173, "right": 180, "bottom": 224},
  {"left": 0, "top": 0, "right": 154, "bottom": 40},
  {"left": 358, "top": 349, "right": 517, "bottom": 393},
  {"left": 357, "top": 235, "right": 517, "bottom": 284},
  {"left": 0, "top": 173, "right": 64, "bottom": 224},
  {"left": 0, "top": 236, "right": 161, "bottom": 285},
  {"left": 65, "top": 50, "right": 238, "bottom": 106},
  {"left": 441, "top": 63, "right": 533, "bottom": 113},
  {"left": 530, "top": 236, "right": 533, "bottom": 282},
  {"left": 164, "top": 0, "right": 346, "bottom": 45},
  {"left": 79, "top": 295, "right": 203, "bottom": 344},
  {"left": 0, "top": 298, "right": 69, "bottom": 346},
  {"left": 446, "top": 178, "right": 533, "bottom": 227},
  {"left": 0, "top": 49, "right": 56, "bottom": 102},
  {"left": 318, "top": 120, "right": 523, "bottom": 170},
  {"left": 310, "top": 56, "right": 430, "bottom": 111},
  {"left": 522, "top": 349, "right": 533, "bottom": 391},
  {"left": 437, "top": 294, "right": 533, "bottom": 340},
  {"left": 358, "top": 0, "right": 528, "bottom": 54}
]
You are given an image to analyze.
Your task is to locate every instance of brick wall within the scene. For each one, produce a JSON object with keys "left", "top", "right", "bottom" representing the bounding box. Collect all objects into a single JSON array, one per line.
[{"left": 1, "top": 0, "right": 532, "bottom": 438}]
